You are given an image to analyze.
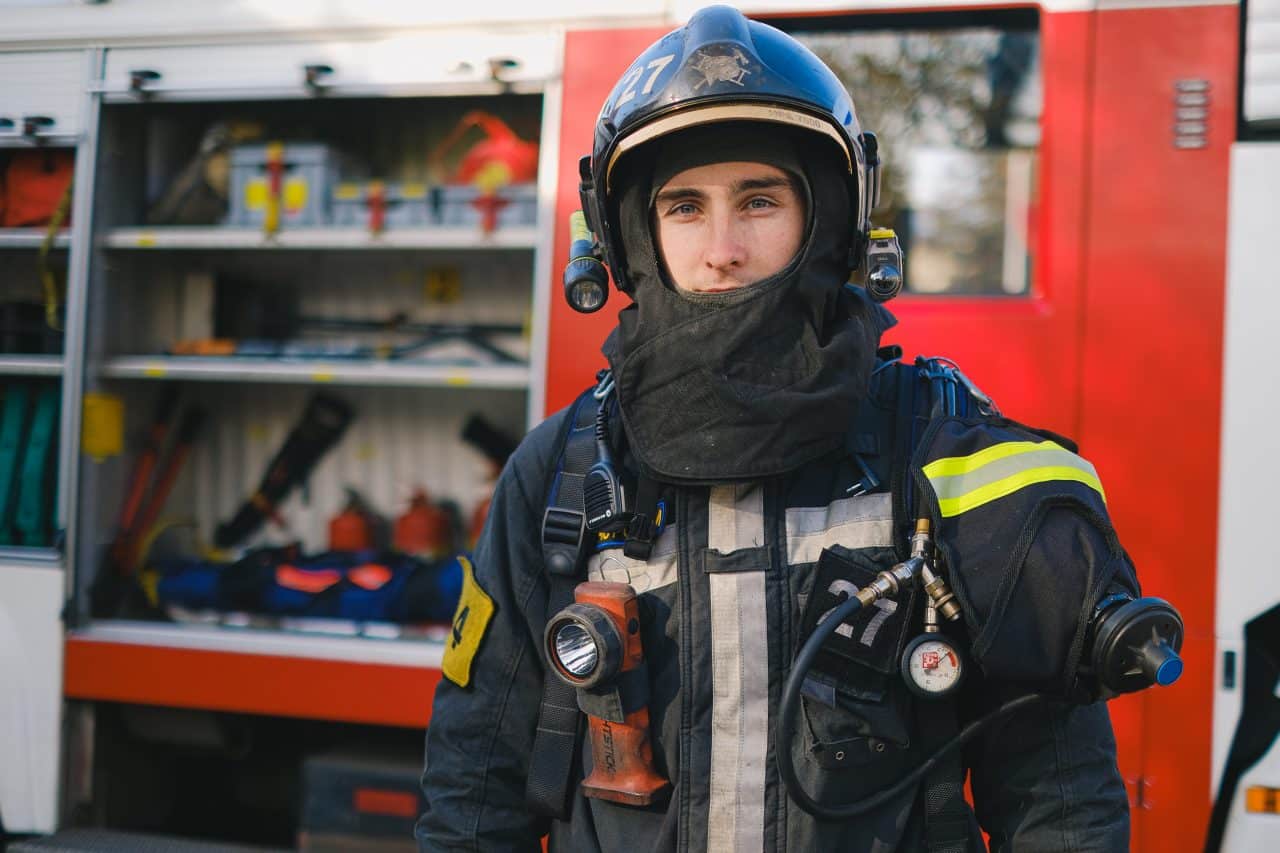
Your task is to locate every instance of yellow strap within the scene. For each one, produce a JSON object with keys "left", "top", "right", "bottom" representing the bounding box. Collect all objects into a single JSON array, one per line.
[
  {"left": 37, "top": 178, "right": 74, "bottom": 331},
  {"left": 263, "top": 141, "right": 284, "bottom": 235}
]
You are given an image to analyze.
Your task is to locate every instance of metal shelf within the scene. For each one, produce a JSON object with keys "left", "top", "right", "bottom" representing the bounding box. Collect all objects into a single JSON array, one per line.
[
  {"left": 70, "top": 620, "right": 445, "bottom": 668},
  {"left": 0, "top": 355, "right": 63, "bottom": 376},
  {"left": 100, "top": 356, "right": 530, "bottom": 389},
  {"left": 102, "top": 226, "right": 538, "bottom": 251},
  {"left": 64, "top": 620, "right": 446, "bottom": 726},
  {"left": 0, "top": 228, "right": 70, "bottom": 249},
  {"left": 0, "top": 546, "right": 62, "bottom": 568}
]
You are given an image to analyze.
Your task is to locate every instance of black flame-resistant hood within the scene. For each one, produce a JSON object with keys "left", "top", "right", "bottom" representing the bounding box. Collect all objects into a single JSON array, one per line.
[{"left": 602, "top": 124, "right": 895, "bottom": 485}]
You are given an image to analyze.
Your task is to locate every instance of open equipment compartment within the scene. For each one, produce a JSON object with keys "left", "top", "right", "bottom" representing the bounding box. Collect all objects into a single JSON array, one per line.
[{"left": 68, "top": 41, "right": 558, "bottom": 677}]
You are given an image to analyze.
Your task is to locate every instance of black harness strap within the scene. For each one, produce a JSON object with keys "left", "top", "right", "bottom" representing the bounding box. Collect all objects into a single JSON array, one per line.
[
  {"left": 919, "top": 702, "right": 973, "bottom": 853},
  {"left": 907, "top": 356, "right": 994, "bottom": 852},
  {"left": 526, "top": 386, "right": 599, "bottom": 820},
  {"left": 623, "top": 474, "right": 661, "bottom": 560}
]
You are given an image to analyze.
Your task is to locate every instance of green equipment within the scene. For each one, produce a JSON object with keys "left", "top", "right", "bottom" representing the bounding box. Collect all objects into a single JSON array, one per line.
[
  {"left": 0, "top": 384, "right": 32, "bottom": 542},
  {"left": 14, "top": 384, "right": 60, "bottom": 546}
]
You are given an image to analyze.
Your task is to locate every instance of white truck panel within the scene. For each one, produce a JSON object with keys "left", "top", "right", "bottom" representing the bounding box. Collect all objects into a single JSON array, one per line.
[
  {"left": 0, "top": 564, "right": 65, "bottom": 834},
  {"left": 0, "top": 0, "right": 664, "bottom": 49},
  {"left": 0, "top": 49, "right": 86, "bottom": 142},
  {"left": 1213, "top": 143, "right": 1280, "bottom": 843},
  {"left": 100, "top": 31, "right": 559, "bottom": 101},
  {"left": 1245, "top": 1, "right": 1280, "bottom": 124}
]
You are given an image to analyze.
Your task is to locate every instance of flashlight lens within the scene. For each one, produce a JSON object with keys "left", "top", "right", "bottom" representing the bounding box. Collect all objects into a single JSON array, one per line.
[
  {"left": 570, "top": 281, "right": 606, "bottom": 312},
  {"left": 554, "top": 622, "right": 599, "bottom": 678}
]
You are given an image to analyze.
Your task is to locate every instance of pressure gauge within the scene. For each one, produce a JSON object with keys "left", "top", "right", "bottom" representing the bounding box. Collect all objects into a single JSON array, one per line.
[{"left": 900, "top": 634, "right": 966, "bottom": 699}]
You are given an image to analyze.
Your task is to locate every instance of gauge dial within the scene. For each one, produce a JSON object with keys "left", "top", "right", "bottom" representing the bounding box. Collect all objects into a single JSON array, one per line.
[{"left": 901, "top": 634, "right": 965, "bottom": 699}]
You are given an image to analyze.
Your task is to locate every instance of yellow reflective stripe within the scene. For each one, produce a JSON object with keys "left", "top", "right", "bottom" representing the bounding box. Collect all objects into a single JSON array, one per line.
[
  {"left": 936, "top": 465, "right": 1107, "bottom": 518},
  {"left": 922, "top": 439, "right": 1062, "bottom": 479}
]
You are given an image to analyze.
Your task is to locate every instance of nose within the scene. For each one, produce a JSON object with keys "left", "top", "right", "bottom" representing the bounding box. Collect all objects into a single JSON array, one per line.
[{"left": 704, "top": 213, "right": 745, "bottom": 273}]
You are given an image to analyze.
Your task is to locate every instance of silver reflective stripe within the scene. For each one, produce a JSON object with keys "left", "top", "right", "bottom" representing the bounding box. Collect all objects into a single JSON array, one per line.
[
  {"left": 586, "top": 524, "right": 679, "bottom": 593},
  {"left": 707, "top": 484, "right": 768, "bottom": 853},
  {"left": 785, "top": 492, "right": 894, "bottom": 565}
]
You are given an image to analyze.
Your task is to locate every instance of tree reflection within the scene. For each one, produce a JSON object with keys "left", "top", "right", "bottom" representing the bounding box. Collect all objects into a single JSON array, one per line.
[{"left": 794, "top": 28, "right": 1040, "bottom": 295}]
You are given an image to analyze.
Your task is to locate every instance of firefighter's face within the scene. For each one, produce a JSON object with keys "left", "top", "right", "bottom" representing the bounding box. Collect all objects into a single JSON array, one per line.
[{"left": 653, "top": 161, "right": 805, "bottom": 294}]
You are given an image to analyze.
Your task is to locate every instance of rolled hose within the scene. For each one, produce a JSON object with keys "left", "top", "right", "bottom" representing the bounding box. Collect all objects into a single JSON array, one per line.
[{"left": 776, "top": 593, "right": 1047, "bottom": 820}]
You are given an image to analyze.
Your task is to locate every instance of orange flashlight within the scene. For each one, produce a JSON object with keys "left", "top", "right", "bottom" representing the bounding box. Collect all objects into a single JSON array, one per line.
[{"left": 543, "top": 581, "right": 670, "bottom": 807}]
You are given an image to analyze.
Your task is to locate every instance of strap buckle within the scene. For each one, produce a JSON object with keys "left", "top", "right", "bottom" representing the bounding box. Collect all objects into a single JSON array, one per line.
[
  {"left": 542, "top": 506, "right": 587, "bottom": 577},
  {"left": 593, "top": 368, "right": 615, "bottom": 400},
  {"left": 846, "top": 452, "right": 881, "bottom": 497}
]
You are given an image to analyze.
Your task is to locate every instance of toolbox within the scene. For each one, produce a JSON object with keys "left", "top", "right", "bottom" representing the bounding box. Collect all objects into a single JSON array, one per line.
[
  {"left": 297, "top": 745, "right": 423, "bottom": 852},
  {"left": 331, "top": 181, "right": 431, "bottom": 230},
  {"left": 226, "top": 142, "right": 346, "bottom": 229},
  {"left": 432, "top": 182, "right": 537, "bottom": 229}
]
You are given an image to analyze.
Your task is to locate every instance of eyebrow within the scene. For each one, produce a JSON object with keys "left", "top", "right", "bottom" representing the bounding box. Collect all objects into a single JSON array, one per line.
[
  {"left": 654, "top": 175, "right": 795, "bottom": 208},
  {"left": 732, "top": 175, "right": 793, "bottom": 194}
]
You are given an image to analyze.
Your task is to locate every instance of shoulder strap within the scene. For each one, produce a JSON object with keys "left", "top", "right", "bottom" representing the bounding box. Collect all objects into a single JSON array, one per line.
[
  {"left": 874, "top": 355, "right": 994, "bottom": 851},
  {"left": 526, "top": 384, "right": 599, "bottom": 820}
]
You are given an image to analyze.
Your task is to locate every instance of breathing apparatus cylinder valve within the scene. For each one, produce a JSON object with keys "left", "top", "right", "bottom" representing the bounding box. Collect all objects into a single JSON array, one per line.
[
  {"left": 564, "top": 210, "right": 610, "bottom": 313},
  {"left": 1085, "top": 594, "right": 1184, "bottom": 698},
  {"left": 544, "top": 581, "right": 670, "bottom": 806}
]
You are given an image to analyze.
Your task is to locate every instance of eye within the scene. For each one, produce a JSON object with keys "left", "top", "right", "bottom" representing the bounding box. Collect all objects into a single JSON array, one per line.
[
  {"left": 666, "top": 201, "right": 699, "bottom": 217},
  {"left": 746, "top": 196, "right": 778, "bottom": 211}
]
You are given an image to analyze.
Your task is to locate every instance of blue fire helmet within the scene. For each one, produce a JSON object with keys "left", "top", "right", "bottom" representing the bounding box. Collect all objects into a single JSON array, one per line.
[{"left": 578, "top": 5, "right": 880, "bottom": 296}]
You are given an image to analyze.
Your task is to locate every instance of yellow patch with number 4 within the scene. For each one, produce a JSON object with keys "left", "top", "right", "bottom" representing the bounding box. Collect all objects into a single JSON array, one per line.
[{"left": 442, "top": 556, "right": 495, "bottom": 688}]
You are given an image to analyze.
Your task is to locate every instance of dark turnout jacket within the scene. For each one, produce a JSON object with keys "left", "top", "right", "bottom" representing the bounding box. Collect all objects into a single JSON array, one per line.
[{"left": 416, "top": 385, "right": 1131, "bottom": 852}]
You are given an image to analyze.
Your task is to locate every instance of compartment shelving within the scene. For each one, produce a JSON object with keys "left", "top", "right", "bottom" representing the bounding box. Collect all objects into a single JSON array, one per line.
[
  {"left": 0, "top": 355, "right": 63, "bottom": 376},
  {"left": 0, "top": 228, "right": 71, "bottom": 249},
  {"left": 59, "top": 34, "right": 561, "bottom": 729},
  {"left": 101, "top": 225, "right": 538, "bottom": 251},
  {"left": 99, "top": 355, "right": 531, "bottom": 388}
]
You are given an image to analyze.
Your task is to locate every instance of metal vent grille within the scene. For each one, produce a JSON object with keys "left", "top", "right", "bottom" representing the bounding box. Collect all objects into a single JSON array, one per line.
[{"left": 1173, "top": 79, "right": 1210, "bottom": 149}]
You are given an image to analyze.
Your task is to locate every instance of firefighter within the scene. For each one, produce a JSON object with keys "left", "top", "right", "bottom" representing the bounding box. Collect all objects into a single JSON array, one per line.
[{"left": 418, "top": 6, "right": 1133, "bottom": 851}]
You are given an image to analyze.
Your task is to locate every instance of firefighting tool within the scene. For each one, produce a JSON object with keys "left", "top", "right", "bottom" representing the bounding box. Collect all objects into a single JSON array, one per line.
[
  {"left": 328, "top": 488, "right": 377, "bottom": 552},
  {"left": 460, "top": 413, "right": 519, "bottom": 548},
  {"left": 563, "top": 205, "right": 610, "bottom": 314},
  {"left": 393, "top": 489, "right": 453, "bottom": 559},
  {"left": 543, "top": 581, "right": 670, "bottom": 806},
  {"left": 214, "top": 393, "right": 354, "bottom": 548},
  {"left": 0, "top": 382, "right": 61, "bottom": 548},
  {"left": 777, "top": 518, "right": 1186, "bottom": 820},
  {"left": 108, "top": 388, "right": 206, "bottom": 574},
  {"left": 89, "top": 388, "right": 205, "bottom": 615}
]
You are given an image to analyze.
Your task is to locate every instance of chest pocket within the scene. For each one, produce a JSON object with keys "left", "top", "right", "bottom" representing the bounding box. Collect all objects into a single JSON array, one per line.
[
  {"left": 798, "top": 545, "right": 921, "bottom": 775},
  {"left": 802, "top": 546, "right": 918, "bottom": 687},
  {"left": 786, "top": 492, "right": 909, "bottom": 696}
]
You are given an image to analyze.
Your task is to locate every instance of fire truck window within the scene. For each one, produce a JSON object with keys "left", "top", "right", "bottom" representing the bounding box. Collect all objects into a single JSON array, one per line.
[{"left": 792, "top": 23, "right": 1041, "bottom": 296}]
